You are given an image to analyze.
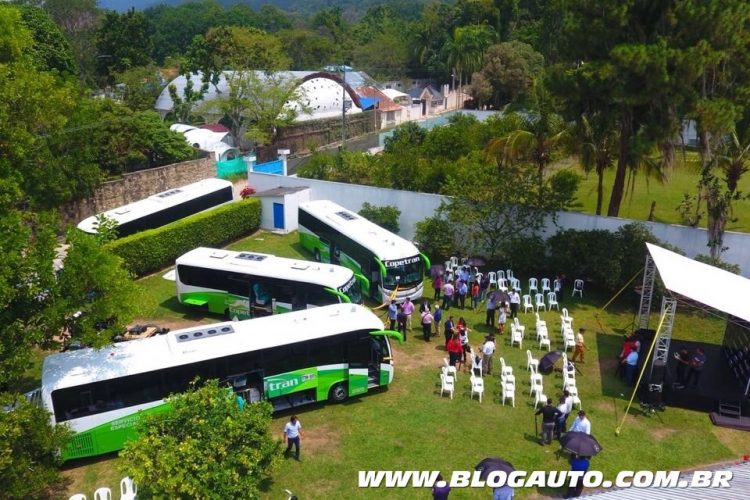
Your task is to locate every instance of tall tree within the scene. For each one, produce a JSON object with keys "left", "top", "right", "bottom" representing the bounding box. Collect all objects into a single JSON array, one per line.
[
  {"left": 120, "top": 380, "right": 280, "bottom": 499},
  {"left": 43, "top": 0, "right": 100, "bottom": 83},
  {"left": 551, "top": 0, "right": 695, "bottom": 217},
  {"left": 469, "top": 41, "right": 544, "bottom": 108},
  {"left": 569, "top": 112, "right": 619, "bottom": 215},
  {"left": 16, "top": 4, "right": 77, "bottom": 74},
  {"left": 96, "top": 8, "right": 153, "bottom": 83},
  {"left": 444, "top": 24, "right": 497, "bottom": 104}
]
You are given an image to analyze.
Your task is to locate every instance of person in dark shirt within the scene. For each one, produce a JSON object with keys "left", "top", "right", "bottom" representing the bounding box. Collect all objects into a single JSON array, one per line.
[
  {"left": 564, "top": 454, "right": 590, "bottom": 498},
  {"left": 535, "top": 398, "right": 562, "bottom": 445},
  {"left": 672, "top": 348, "right": 690, "bottom": 388},
  {"left": 432, "top": 473, "right": 451, "bottom": 500},
  {"left": 684, "top": 347, "right": 706, "bottom": 388},
  {"left": 396, "top": 305, "right": 407, "bottom": 341}
]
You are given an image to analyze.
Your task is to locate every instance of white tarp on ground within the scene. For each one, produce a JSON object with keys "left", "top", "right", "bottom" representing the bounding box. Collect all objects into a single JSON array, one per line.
[{"left": 647, "top": 243, "right": 750, "bottom": 323}]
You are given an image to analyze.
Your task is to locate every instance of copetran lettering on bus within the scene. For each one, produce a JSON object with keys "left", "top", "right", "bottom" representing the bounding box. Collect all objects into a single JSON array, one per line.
[
  {"left": 340, "top": 276, "right": 357, "bottom": 293},
  {"left": 110, "top": 414, "right": 141, "bottom": 431},
  {"left": 384, "top": 256, "right": 421, "bottom": 268}
]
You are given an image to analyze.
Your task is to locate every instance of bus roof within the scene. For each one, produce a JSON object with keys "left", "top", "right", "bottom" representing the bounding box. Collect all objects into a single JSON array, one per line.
[
  {"left": 42, "top": 304, "right": 384, "bottom": 393},
  {"left": 299, "top": 200, "right": 420, "bottom": 262},
  {"left": 77, "top": 178, "right": 233, "bottom": 234},
  {"left": 175, "top": 247, "right": 354, "bottom": 287}
]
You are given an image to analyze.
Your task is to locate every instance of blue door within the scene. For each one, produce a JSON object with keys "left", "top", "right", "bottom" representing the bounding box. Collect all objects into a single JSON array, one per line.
[{"left": 273, "top": 203, "right": 284, "bottom": 229}]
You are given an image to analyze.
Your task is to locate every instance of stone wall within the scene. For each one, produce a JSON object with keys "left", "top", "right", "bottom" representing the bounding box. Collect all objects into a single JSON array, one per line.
[{"left": 60, "top": 157, "right": 216, "bottom": 228}]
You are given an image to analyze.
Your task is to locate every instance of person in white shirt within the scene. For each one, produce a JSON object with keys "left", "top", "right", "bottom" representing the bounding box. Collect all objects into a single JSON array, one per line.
[
  {"left": 568, "top": 410, "right": 591, "bottom": 435},
  {"left": 508, "top": 290, "right": 520, "bottom": 318},
  {"left": 481, "top": 336, "right": 496, "bottom": 375},
  {"left": 283, "top": 415, "right": 303, "bottom": 460},
  {"left": 555, "top": 396, "right": 568, "bottom": 438}
]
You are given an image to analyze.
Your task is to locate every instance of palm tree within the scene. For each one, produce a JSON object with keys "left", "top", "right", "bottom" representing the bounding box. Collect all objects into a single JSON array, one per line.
[
  {"left": 443, "top": 25, "right": 496, "bottom": 107},
  {"left": 487, "top": 108, "right": 567, "bottom": 185},
  {"left": 569, "top": 112, "right": 618, "bottom": 215}
]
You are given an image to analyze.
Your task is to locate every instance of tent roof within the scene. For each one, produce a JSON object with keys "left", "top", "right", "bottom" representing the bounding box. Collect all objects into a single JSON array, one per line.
[{"left": 647, "top": 243, "right": 750, "bottom": 323}]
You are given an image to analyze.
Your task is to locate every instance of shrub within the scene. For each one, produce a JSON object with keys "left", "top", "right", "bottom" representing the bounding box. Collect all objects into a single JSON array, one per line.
[
  {"left": 414, "top": 216, "right": 457, "bottom": 263},
  {"left": 107, "top": 198, "right": 261, "bottom": 277},
  {"left": 548, "top": 229, "right": 623, "bottom": 291},
  {"left": 358, "top": 202, "right": 401, "bottom": 233},
  {"left": 504, "top": 235, "right": 548, "bottom": 277}
]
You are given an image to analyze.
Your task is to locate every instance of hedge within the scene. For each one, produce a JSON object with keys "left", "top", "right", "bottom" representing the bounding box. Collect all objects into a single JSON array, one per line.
[{"left": 107, "top": 198, "right": 261, "bottom": 277}]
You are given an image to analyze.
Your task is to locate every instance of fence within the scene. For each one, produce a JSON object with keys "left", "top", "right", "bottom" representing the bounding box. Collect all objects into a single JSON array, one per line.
[{"left": 247, "top": 172, "right": 750, "bottom": 276}]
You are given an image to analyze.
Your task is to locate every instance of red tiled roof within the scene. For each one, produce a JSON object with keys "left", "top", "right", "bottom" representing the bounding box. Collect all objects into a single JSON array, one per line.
[
  {"left": 356, "top": 86, "right": 403, "bottom": 112},
  {"left": 199, "top": 123, "right": 230, "bottom": 133}
]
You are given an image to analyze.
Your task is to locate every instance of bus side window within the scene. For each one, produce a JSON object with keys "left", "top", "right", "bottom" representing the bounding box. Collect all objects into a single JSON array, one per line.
[{"left": 307, "top": 288, "right": 334, "bottom": 307}]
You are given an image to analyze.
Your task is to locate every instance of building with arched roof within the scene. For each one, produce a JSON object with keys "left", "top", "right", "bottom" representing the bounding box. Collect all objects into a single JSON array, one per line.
[{"left": 154, "top": 70, "right": 376, "bottom": 124}]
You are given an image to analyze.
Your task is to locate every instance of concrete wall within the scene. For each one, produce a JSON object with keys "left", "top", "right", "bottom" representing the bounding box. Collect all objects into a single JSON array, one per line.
[
  {"left": 247, "top": 172, "right": 750, "bottom": 276},
  {"left": 60, "top": 157, "right": 216, "bottom": 228}
]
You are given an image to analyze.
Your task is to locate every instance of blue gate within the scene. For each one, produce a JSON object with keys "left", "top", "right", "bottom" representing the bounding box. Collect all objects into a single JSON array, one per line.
[{"left": 273, "top": 203, "right": 285, "bottom": 229}]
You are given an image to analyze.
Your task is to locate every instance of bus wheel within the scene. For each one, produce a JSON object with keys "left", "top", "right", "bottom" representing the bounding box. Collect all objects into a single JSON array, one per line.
[
  {"left": 313, "top": 249, "right": 321, "bottom": 262},
  {"left": 329, "top": 382, "right": 348, "bottom": 403}
]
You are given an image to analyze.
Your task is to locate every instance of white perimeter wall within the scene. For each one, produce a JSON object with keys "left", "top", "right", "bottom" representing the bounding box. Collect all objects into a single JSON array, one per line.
[{"left": 248, "top": 172, "right": 750, "bottom": 276}]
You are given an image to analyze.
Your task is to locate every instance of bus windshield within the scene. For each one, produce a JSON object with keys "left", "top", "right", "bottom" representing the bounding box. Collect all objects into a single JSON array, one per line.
[
  {"left": 383, "top": 256, "right": 422, "bottom": 288},
  {"left": 339, "top": 276, "right": 362, "bottom": 304}
]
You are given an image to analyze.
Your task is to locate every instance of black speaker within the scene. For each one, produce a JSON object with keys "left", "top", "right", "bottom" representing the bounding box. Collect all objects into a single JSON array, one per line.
[{"left": 647, "top": 359, "right": 668, "bottom": 385}]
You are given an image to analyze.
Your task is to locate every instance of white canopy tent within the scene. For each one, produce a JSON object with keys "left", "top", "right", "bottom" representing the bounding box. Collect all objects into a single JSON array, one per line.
[{"left": 647, "top": 243, "right": 750, "bottom": 324}]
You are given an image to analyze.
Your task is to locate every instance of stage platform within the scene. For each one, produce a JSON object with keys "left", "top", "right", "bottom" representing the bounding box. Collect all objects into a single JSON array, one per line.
[{"left": 646, "top": 339, "right": 750, "bottom": 416}]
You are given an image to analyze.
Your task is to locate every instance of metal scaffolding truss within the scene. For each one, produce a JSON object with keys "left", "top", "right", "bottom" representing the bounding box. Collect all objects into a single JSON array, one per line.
[
  {"left": 652, "top": 296, "right": 677, "bottom": 372},
  {"left": 637, "top": 254, "right": 656, "bottom": 331}
]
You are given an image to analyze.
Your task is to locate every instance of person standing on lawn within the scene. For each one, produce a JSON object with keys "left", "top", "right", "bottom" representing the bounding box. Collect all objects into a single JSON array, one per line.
[
  {"left": 509, "top": 289, "right": 520, "bottom": 318},
  {"left": 535, "top": 398, "right": 562, "bottom": 445},
  {"left": 420, "top": 307, "right": 434, "bottom": 342},
  {"left": 433, "top": 304, "right": 442, "bottom": 337},
  {"left": 571, "top": 328, "right": 586, "bottom": 363},
  {"left": 402, "top": 297, "right": 415, "bottom": 331},
  {"left": 283, "top": 415, "right": 302, "bottom": 460}
]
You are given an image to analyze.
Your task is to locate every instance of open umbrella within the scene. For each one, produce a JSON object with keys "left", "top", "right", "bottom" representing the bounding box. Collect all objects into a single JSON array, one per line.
[
  {"left": 560, "top": 432, "right": 602, "bottom": 456},
  {"left": 466, "top": 256, "right": 487, "bottom": 267},
  {"left": 429, "top": 264, "right": 445, "bottom": 279},
  {"left": 539, "top": 351, "right": 563, "bottom": 374},
  {"left": 475, "top": 457, "right": 515, "bottom": 479},
  {"left": 489, "top": 290, "right": 510, "bottom": 304}
]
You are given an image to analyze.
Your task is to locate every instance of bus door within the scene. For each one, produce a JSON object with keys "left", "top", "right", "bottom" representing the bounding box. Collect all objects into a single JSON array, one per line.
[
  {"left": 331, "top": 242, "right": 341, "bottom": 265},
  {"left": 232, "top": 371, "right": 264, "bottom": 405},
  {"left": 369, "top": 260, "right": 381, "bottom": 298}
]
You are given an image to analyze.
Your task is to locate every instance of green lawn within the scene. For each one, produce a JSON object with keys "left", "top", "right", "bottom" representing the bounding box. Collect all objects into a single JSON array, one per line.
[
  {"left": 567, "top": 152, "right": 750, "bottom": 232},
  {"left": 61, "top": 231, "right": 750, "bottom": 498}
]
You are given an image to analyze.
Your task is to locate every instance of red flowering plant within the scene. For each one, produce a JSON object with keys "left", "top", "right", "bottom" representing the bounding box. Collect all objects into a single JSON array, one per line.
[{"left": 240, "top": 185, "right": 256, "bottom": 199}]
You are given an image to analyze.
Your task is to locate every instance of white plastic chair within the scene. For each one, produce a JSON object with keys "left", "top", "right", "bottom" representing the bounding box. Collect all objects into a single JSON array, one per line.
[
  {"left": 497, "top": 278, "right": 508, "bottom": 292},
  {"left": 526, "top": 350, "right": 539, "bottom": 372},
  {"left": 499, "top": 357, "right": 514, "bottom": 377},
  {"left": 547, "top": 292, "right": 559, "bottom": 311},
  {"left": 563, "top": 331, "right": 575, "bottom": 352},
  {"left": 120, "top": 477, "right": 137, "bottom": 500},
  {"left": 440, "top": 373, "right": 455, "bottom": 399},
  {"left": 572, "top": 279, "right": 584, "bottom": 297},
  {"left": 536, "top": 324, "right": 548, "bottom": 342},
  {"left": 450, "top": 256, "right": 459, "bottom": 268},
  {"left": 510, "top": 277, "right": 521, "bottom": 293},
  {"left": 510, "top": 328, "right": 523, "bottom": 349},
  {"left": 506, "top": 269, "right": 514, "bottom": 280},
  {"left": 530, "top": 371, "right": 543, "bottom": 392},
  {"left": 533, "top": 389, "right": 548, "bottom": 409},
  {"left": 529, "top": 277, "right": 538, "bottom": 295},
  {"left": 94, "top": 488, "right": 112, "bottom": 500},
  {"left": 541, "top": 278, "right": 551, "bottom": 294},
  {"left": 567, "top": 386, "right": 582, "bottom": 409},
  {"left": 530, "top": 377, "right": 544, "bottom": 396},
  {"left": 69, "top": 495, "right": 87, "bottom": 500},
  {"left": 487, "top": 271, "right": 497, "bottom": 289},
  {"left": 539, "top": 333, "right": 551, "bottom": 351},
  {"left": 535, "top": 312, "right": 546, "bottom": 328},
  {"left": 497, "top": 270, "right": 506, "bottom": 281},
  {"left": 501, "top": 372, "right": 516, "bottom": 390},
  {"left": 513, "top": 317, "right": 526, "bottom": 338},
  {"left": 522, "top": 294, "right": 533, "bottom": 313},
  {"left": 470, "top": 375, "right": 484, "bottom": 403},
  {"left": 535, "top": 293, "right": 546, "bottom": 312},
  {"left": 443, "top": 358, "right": 457, "bottom": 380},
  {"left": 502, "top": 385, "right": 515, "bottom": 407},
  {"left": 470, "top": 353, "right": 483, "bottom": 377}
]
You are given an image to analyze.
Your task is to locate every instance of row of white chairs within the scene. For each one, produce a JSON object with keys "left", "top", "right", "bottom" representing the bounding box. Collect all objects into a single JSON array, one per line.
[
  {"left": 522, "top": 293, "right": 560, "bottom": 313},
  {"left": 69, "top": 477, "right": 136, "bottom": 500}
]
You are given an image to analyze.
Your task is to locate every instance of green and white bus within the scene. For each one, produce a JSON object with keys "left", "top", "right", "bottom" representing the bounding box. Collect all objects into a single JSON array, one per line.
[
  {"left": 171, "top": 247, "right": 368, "bottom": 319},
  {"left": 298, "top": 200, "right": 430, "bottom": 302},
  {"left": 40, "top": 304, "right": 401, "bottom": 461}
]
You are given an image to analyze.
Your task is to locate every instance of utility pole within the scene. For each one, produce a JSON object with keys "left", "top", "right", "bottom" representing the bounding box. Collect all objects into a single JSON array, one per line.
[{"left": 341, "top": 65, "right": 347, "bottom": 147}]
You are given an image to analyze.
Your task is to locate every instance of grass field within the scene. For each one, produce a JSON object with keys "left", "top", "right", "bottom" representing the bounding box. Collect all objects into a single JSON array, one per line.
[
  {"left": 567, "top": 152, "right": 750, "bottom": 232},
  {"left": 59, "top": 231, "right": 750, "bottom": 498}
]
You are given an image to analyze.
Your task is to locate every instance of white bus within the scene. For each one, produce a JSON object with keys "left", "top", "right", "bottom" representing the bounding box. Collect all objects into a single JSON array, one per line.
[
  {"left": 298, "top": 200, "right": 430, "bottom": 302},
  {"left": 40, "top": 304, "right": 400, "bottom": 461},
  {"left": 77, "top": 178, "right": 233, "bottom": 238},
  {"left": 172, "top": 247, "right": 366, "bottom": 319}
]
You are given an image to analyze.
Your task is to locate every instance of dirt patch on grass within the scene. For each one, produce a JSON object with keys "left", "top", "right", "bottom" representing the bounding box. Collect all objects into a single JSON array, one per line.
[
  {"left": 393, "top": 339, "right": 448, "bottom": 373},
  {"left": 649, "top": 427, "right": 678, "bottom": 441},
  {"left": 303, "top": 422, "right": 342, "bottom": 460}
]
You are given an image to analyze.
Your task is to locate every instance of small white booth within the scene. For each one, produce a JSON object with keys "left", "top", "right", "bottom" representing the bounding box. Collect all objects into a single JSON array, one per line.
[{"left": 252, "top": 186, "right": 310, "bottom": 233}]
